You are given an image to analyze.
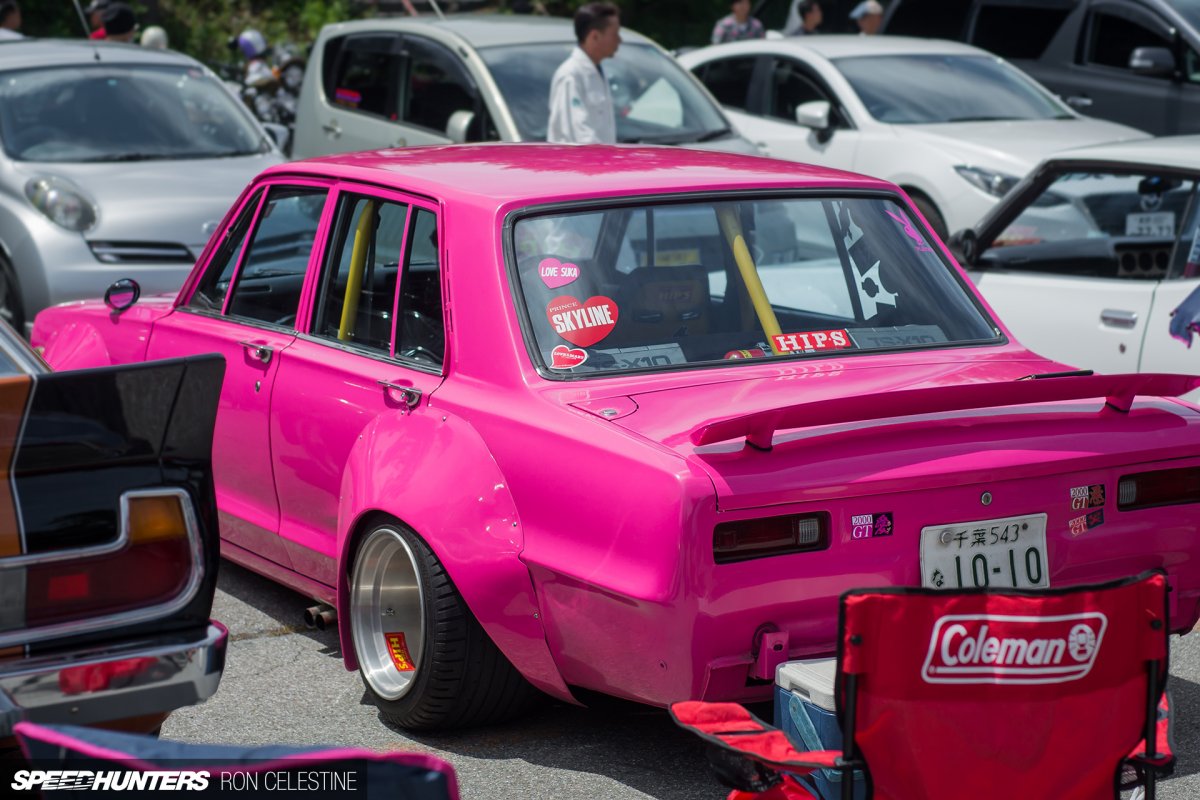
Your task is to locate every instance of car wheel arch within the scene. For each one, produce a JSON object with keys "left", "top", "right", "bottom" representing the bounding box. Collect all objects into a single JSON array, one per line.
[
  {"left": 332, "top": 410, "right": 574, "bottom": 703},
  {"left": 898, "top": 184, "right": 949, "bottom": 241}
]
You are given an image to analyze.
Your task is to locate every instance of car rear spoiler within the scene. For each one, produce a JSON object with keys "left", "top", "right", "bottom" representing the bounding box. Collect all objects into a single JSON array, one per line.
[{"left": 690, "top": 372, "right": 1200, "bottom": 451}]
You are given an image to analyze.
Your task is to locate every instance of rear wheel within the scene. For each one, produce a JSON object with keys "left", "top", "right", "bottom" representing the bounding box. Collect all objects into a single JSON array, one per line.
[{"left": 349, "top": 521, "right": 541, "bottom": 730}]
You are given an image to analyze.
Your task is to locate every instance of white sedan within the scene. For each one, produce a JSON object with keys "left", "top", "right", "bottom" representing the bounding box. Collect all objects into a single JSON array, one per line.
[
  {"left": 953, "top": 136, "right": 1200, "bottom": 383},
  {"left": 677, "top": 36, "right": 1146, "bottom": 238}
]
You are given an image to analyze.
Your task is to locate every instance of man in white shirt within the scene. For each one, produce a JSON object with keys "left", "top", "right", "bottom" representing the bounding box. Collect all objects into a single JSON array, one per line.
[
  {"left": 547, "top": 2, "right": 621, "bottom": 144},
  {"left": 0, "top": 2, "right": 22, "bottom": 41}
]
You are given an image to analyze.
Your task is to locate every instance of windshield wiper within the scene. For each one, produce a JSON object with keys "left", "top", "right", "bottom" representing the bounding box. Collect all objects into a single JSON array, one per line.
[
  {"left": 944, "top": 115, "right": 1022, "bottom": 123},
  {"left": 84, "top": 152, "right": 168, "bottom": 162}
]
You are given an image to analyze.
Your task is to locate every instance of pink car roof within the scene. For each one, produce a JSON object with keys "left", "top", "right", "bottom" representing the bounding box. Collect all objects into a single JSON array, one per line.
[{"left": 261, "top": 144, "right": 896, "bottom": 208}]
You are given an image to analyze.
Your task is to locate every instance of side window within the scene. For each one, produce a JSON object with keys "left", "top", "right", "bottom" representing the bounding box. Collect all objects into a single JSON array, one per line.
[
  {"left": 327, "top": 34, "right": 402, "bottom": 118},
  {"left": 1086, "top": 12, "right": 1173, "bottom": 73},
  {"left": 395, "top": 208, "right": 445, "bottom": 366},
  {"left": 311, "top": 195, "right": 409, "bottom": 354},
  {"left": 695, "top": 57, "right": 756, "bottom": 110},
  {"left": 767, "top": 60, "right": 832, "bottom": 124},
  {"left": 226, "top": 187, "right": 327, "bottom": 326},
  {"left": 402, "top": 37, "right": 484, "bottom": 138},
  {"left": 970, "top": 5, "right": 1070, "bottom": 60},
  {"left": 188, "top": 188, "right": 262, "bottom": 312}
]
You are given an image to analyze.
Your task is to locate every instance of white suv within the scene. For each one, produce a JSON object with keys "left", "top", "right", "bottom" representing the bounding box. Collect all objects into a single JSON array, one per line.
[{"left": 293, "top": 15, "right": 756, "bottom": 158}]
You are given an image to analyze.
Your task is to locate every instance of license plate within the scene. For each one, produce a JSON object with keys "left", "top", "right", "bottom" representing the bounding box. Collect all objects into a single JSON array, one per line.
[
  {"left": 920, "top": 513, "right": 1048, "bottom": 590},
  {"left": 1125, "top": 211, "right": 1174, "bottom": 238}
]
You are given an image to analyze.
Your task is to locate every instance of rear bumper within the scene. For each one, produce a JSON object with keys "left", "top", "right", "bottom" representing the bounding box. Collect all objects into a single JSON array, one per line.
[{"left": 0, "top": 621, "right": 227, "bottom": 737}]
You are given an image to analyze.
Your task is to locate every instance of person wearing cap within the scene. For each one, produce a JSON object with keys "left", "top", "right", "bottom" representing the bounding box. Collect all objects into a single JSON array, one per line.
[
  {"left": 784, "top": 1, "right": 822, "bottom": 36},
  {"left": 101, "top": 3, "right": 137, "bottom": 43},
  {"left": 0, "top": 2, "right": 21, "bottom": 40},
  {"left": 712, "top": 0, "right": 765, "bottom": 45},
  {"left": 850, "top": 0, "right": 884, "bottom": 35},
  {"left": 84, "top": 0, "right": 110, "bottom": 39}
]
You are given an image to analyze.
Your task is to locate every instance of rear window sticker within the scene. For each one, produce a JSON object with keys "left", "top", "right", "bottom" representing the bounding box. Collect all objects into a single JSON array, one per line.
[
  {"left": 724, "top": 348, "right": 768, "bottom": 360},
  {"left": 1070, "top": 484, "right": 1105, "bottom": 511},
  {"left": 851, "top": 512, "right": 893, "bottom": 540},
  {"left": 833, "top": 200, "right": 899, "bottom": 319},
  {"left": 594, "top": 343, "right": 686, "bottom": 369},
  {"left": 772, "top": 329, "right": 853, "bottom": 354},
  {"left": 1068, "top": 509, "right": 1105, "bottom": 537},
  {"left": 547, "top": 295, "right": 619, "bottom": 347},
  {"left": 885, "top": 209, "right": 934, "bottom": 253},
  {"left": 550, "top": 345, "right": 588, "bottom": 370},
  {"left": 539, "top": 257, "right": 580, "bottom": 289},
  {"left": 385, "top": 632, "right": 415, "bottom": 671},
  {"left": 848, "top": 325, "right": 948, "bottom": 349},
  {"left": 334, "top": 87, "right": 362, "bottom": 108}
]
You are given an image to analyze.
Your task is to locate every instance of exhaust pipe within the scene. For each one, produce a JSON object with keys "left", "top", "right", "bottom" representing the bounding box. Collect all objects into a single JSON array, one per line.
[{"left": 303, "top": 605, "right": 337, "bottom": 630}]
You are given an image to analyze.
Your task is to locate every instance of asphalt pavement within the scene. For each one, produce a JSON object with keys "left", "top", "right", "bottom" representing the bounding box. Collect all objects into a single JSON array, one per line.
[{"left": 163, "top": 560, "right": 1200, "bottom": 799}]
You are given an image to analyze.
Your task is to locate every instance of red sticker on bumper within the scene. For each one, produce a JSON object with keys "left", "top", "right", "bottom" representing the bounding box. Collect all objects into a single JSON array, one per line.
[{"left": 385, "top": 632, "right": 415, "bottom": 671}]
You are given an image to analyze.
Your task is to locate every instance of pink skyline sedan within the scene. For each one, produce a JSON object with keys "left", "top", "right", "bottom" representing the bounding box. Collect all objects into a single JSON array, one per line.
[{"left": 29, "top": 145, "right": 1200, "bottom": 730}]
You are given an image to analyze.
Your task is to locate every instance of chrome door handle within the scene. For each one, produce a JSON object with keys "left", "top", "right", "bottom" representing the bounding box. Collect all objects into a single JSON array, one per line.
[
  {"left": 378, "top": 379, "right": 421, "bottom": 409},
  {"left": 1100, "top": 309, "right": 1138, "bottom": 329},
  {"left": 238, "top": 340, "right": 273, "bottom": 363},
  {"left": 322, "top": 120, "right": 342, "bottom": 138},
  {"left": 1065, "top": 95, "right": 1093, "bottom": 109}
]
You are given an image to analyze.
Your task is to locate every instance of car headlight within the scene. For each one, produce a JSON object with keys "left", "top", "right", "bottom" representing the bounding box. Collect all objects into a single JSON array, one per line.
[
  {"left": 24, "top": 176, "right": 98, "bottom": 232},
  {"left": 954, "top": 166, "right": 1020, "bottom": 198}
]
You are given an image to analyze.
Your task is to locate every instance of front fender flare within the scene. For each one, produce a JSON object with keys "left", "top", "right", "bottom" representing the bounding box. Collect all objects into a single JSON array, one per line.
[{"left": 334, "top": 408, "right": 573, "bottom": 702}]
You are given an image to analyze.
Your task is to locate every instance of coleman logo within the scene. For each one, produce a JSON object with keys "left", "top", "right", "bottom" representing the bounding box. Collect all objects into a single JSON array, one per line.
[{"left": 922, "top": 612, "right": 1106, "bottom": 685}]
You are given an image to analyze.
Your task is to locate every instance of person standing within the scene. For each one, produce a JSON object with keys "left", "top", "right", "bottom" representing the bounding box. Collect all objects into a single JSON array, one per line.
[
  {"left": 784, "top": 0, "right": 822, "bottom": 35},
  {"left": 84, "top": 0, "right": 109, "bottom": 39},
  {"left": 100, "top": 3, "right": 137, "bottom": 43},
  {"left": 712, "top": 0, "right": 764, "bottom": 44},
  {"left": 850, "top": 0, "right": 884, "bottom": 34},
  {"left": 547, "top": 2, "right": 620, "bottom": 144},
  {"left": 0, "top": 2, "right": 21, "bottom": 40}
]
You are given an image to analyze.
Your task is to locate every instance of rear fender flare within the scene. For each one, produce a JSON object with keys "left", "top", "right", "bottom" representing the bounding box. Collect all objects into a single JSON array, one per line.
[{"left": 334, "top": 408, "right": 573, "bottom": 702}]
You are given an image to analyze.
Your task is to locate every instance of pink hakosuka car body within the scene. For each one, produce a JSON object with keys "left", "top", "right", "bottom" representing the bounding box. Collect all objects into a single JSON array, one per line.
[{"left": 30, "top": 145, "right": 1200, "bottom": 729}]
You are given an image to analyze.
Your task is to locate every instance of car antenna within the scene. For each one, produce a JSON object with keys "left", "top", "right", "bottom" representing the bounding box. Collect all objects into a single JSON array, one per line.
[{"left": 69, "top": 0, "right": 102, "bottom": 60}]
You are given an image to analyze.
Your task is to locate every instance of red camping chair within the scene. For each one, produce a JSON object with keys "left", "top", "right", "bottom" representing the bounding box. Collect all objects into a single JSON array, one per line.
[{"left": 673, "top": 570, "right": 1173, "bottom": 800}]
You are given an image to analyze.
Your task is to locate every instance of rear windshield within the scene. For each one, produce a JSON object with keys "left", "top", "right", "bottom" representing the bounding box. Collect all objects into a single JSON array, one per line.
[
  {"left": 832, "top": 54, "right": 1072, "bottom": 124},
  {"left": 0, "top": 65, "right": 268, "bottom": 163},
  {"left": 512, "top": 195, "right": 998, "bottom": 375}
]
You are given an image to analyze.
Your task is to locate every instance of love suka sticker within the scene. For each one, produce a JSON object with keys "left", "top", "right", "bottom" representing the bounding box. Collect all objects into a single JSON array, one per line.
[
  {"left": 550, "top": 345, "right": 588, "bottom": 369},
  {"left": 539, "top": 257, "right": 580, "bottom": 289},
  {"left": 547, "top": 295, "right": 619, "bottom": 347}
]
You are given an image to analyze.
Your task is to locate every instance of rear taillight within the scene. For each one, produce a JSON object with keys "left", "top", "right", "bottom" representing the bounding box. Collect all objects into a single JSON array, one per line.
[
  {"left": 714, "top": 513, "right": 829, "bottom": 564},
  {"left": 5, "top": 488, "right": 201, "bottom": 642},
  {"left": 1118, "top": 467, "right": 1200, "bottom": 511}
]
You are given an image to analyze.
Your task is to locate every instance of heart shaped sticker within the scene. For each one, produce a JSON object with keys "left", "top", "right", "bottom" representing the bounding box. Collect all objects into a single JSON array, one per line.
[
  {"left": 550, "top": 345, "right": 588, "bottom": 369},
  {"left": 546, "top": 295, "right": 619, "bottom": 347},
  {"left": 539, "top": 257, "right": 581, "bottom": 289}
]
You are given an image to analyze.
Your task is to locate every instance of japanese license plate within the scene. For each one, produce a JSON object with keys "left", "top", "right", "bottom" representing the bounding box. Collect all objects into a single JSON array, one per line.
[
  {"left": 920, "top": 513, "right": 1048, "bottom": 590},
  {"left": 1125, "top": 211, "right": 1174, "bottom": 238}
]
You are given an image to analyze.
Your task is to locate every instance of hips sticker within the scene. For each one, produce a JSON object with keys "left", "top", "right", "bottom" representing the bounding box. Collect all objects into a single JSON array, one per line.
[
  {"left": 851, "top": 512, "right": 893, "bottom": 540},
  {"left": 385, "top": 632, "right": 415, "bottom": 672},
  {"left": 547, "top": 295, "right": 618, "bottom": 347},
  {"left": 1069, "top": 484, "right": 1105, "bottom": 510},
  {"left": 772, "top": 330, "right": 853, "bottom": 354},
  {"left": 334, "top": 87, "right": 362, "bottom": 108},
  {"left": 550, "top": 345, "right": 588, "bottom": 369},
  {"left": 538, "top": 257, "right": 580, "bottom": 289},
  {"left": 1068, "top": 509, "right": 1104, "bottom": 537},
  {"left": 724, "top": 348, "right": 767, "bottom": 360},
  {"left": 922, "top": 612, "right": 1106, "bottom": 684}
]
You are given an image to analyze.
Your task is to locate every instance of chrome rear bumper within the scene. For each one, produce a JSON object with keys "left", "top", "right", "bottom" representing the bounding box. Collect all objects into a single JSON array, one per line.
[{"left": 0, "top": 621, "right": 227, "bottom": 736}]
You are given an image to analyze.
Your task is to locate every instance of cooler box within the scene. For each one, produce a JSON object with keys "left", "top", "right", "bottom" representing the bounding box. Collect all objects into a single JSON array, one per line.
[{"left": 774, "top": 658, "right": 866, "bottom": 800}]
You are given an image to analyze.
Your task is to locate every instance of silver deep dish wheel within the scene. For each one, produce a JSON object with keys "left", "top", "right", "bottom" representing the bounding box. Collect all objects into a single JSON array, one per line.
[{"left": 350, "top": 525, "right": 425, "bottom": 702}]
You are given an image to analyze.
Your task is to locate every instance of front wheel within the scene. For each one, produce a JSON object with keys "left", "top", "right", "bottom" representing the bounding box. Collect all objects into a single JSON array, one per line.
[{"left": 349, "top": 521, "right": 542, "bottom": 730}]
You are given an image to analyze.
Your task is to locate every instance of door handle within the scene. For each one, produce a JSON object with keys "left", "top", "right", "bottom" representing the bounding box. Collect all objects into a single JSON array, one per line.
[
  {"left": 322, "top": 120, "right": 342, "bottom": 138},
  {"left": 238, "top": 340, "right": 273, "bottom": 363},
  {"left": 378, "top": 379, "right": 421, "bottom": 409},
  {"left": 1100, "top": 309, "right": 1138, "bottom": 329},
  {"left": 1065, "top": 95, "right": 1093, "bottom": 109}
]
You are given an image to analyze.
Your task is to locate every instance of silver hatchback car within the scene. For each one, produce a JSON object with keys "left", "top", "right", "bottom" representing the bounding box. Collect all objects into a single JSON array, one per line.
[{"left": 0, "top": 39, "right": 284, "bottom": 333}]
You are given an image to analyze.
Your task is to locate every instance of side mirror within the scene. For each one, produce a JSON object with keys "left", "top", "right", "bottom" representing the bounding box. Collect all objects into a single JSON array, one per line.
[
  {"left": 948, "top": 229, "right": 978, "bottom": 266},
  {"left": 1129, "top": 46, "right": 1175, "bottom": 77},
  {"left": 445, "top": 110, "right": 475, "bottom": 144},
  {"left": 794, "top": 100, "right": 831, "bottom": 131},
  {"left": 104, "top": 278, "right": 141, "bottom": 312},
  {"left": 261, "top": 122, "right": 290, "bottom": 152}
]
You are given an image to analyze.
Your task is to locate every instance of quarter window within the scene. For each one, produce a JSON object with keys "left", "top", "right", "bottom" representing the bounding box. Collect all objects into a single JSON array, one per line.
[
  {"left": 312, "top": 195, "right": 409, "bottom": 354},
  {"left": 395, "top": 208, "right": 445, "bottom": 367},
  {"left": 767, "top": 60, "right": 833, "bottom": 124},
  {"left": 188, "top": 188, "right": 262, "bottom": 312},
  {"left": 327, "top": 34, "right": 401, "bottom": 118},
  {"left": 1086, "top": 12, "right": 1173, "bottom": 73},
  {"left": 695, "top": 57, "right": 757, "bottom": 110},
  {"left": 226, "top": 187, "right": 327, "bottom": 326},
  {"left": 403, "top": 37, "right": 483, "bottom": 137}
]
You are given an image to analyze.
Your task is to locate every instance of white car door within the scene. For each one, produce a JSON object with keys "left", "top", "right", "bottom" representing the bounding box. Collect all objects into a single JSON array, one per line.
[{"left": 969, "top": 270, "right": 1155, "bottom": 374}]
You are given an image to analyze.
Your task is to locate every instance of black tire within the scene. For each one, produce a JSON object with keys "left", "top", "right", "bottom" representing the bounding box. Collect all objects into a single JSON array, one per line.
[
  {"left": 0, "top": 254, "right": 25, "bottom": 335},
  {"left": 349, "top": 521, "right": 542, "bottom": 730},
  {"left": 908, "top": 192, "right": 948, "bottom": 243}
]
